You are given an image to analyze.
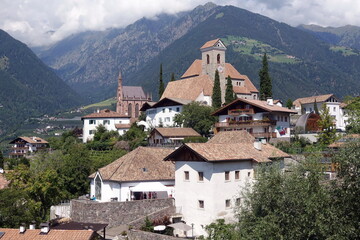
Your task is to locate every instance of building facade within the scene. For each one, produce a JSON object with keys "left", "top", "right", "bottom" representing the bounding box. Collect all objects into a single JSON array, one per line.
[
  {"left": 149, "top": 127, "right": 201, "bottom": 145},
  {"left": 82, "top": 109, "right": 131, "bottom": 143},
  {"left": 9, "top": 136, "right": 48, "bottom": 158}
]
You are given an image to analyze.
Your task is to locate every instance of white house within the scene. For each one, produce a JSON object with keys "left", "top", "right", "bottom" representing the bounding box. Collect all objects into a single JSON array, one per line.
[
  {"left": 81, "top": 109, "right": 131, "bottom": 143},
  {"left": 148, "top": 127, "right": 201, "bottom": 145},
  {"left": 140, "top": 98, "right": 191, "bottom": 128},
  {"left": 212, "top": 98, "right": 297, "bottom": 142},
  {"left": 89, "top": 147, "right": 175, "bottom": 202},
  {"left": 293, "top": 94, "right": 348, "bottom": 131},
  {"left": 164, "top": 131, "right": 289, "bottom": 237},
  {"left": 9, "top": 136, "right": 49, "bottom": 158}
]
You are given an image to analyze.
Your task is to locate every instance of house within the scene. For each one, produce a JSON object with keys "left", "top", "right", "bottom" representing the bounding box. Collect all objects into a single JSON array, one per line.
[
  {"left": 293, "top": 94, "right": 348, "bottom": 131},
  {"left": 89, "top": 147, "right": 175, "bottom": 202},
  {"left": 149, "top": 128, "right": 201, "bottom": 145},
  {"left": 164, "top": 131, "right": 290, "bottom": 237},
  {"left": 0, "top": 227, "right": 97, "bottom": 240},
  {"left": 211, "top": 98, "right": 297, "bottom": 142},
  {"left": 8, "top": 136, "right": 49, "bottom": 158},
  {"left": 81, "top": 109, "right": 131, "bottom": 143},
  {"left": 116, "top": 72, "right": 152, "bottom": 119},
  {"left": 161, "top": 39, "right": 259, "bottom": 105},
  {"left": 140, "top": 98, "right": 191, "bottom": 128}
]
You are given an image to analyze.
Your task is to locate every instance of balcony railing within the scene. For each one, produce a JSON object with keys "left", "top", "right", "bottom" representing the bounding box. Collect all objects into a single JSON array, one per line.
[
  {"left": 228, "top": 108, "right": 255, "bottom": 115},
  {"left": 215, "top": 120, "right": 277, "bottom": 128}
]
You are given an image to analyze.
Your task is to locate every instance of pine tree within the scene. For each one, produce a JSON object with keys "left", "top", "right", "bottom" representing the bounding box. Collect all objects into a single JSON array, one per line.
[
  {"left": 158, "top": 63, "right": 164, "bottom": 98},
  {"left": 212, "top": 70, "right": 222, "bottom": 109},
  {"left": 225, "top": 75, "right": 235, "bottom": 105},
  {"left": 259, "top": 53, "right": 272, "bottom": 100},
  {"left": 170, "top": 72, "right": 175, "bottom": 82}
]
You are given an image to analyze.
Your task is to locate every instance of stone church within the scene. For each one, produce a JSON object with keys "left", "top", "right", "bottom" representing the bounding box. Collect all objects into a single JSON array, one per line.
[
  {"left": 116, "top": 73, "right": 152, "bottom": 119},
  {"left": 161, "top": 38, "right": 259, "bottom": 105}
]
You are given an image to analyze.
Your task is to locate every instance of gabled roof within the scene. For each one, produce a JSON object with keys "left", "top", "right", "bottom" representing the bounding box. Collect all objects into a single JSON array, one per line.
[
  {"left": 89, "top": 147, "right": 174, "bottom": 182},
  {"left": 293, "top": 94, "right": 338, "bottom": 107},
  {"left": 151, "top": 128, "right": 201, "bottom": 138},
  {"left": 9, "top": 136, "right": 48, "bottom": 144},
  {"left": 139, "top": 101, "right": 157, "bottom": 111},
  {"left": 122, "top": 86, "right": 147, "bottom": 99},
  {"left": 200, "top": 38, "right": 226, "bottom": 50},
  {"left": 164, "top": 131, "right": 289, "bottom": 163},
  {"left": 181, "top": 59, "right": 202, "bottom": 79},
  {"left": 0, "top": 228, "right": 95, "bottom": 240},
  {"left": 161, "top": 75, "right": 213, "bottom": 101},
  {"left": 212, "top": 98, "right": 297, "bottom": 116},
  {"left": 152, "top": 98, "right": 192, "bottom": 108},
  {"left": 81, "top": 109, "right": 129, "bottom": 119}
]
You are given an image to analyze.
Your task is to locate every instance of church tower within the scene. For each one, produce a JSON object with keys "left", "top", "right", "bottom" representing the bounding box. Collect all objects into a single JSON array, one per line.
[
  {"left": 200, "top": 39, "right": 227, "bottom": 102},
  {"left": 116, "top": 72, "right": 123, "bottom": 114}
]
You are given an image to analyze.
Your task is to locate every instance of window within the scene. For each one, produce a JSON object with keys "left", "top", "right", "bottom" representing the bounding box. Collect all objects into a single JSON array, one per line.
[
  {"left": 248, "top": 171, "right": 251, "bottom": 177},
  {"left": 225, "top": 171, "right": 230, "bottom": 181},
  {"left": 303, "top": 107, "right": 306, "bottom": 112},
  {"left": 89, "top": 130, "right": 95, "bottom": 135},
  {"left": 135, "top": 104, "right": 139, "bottom": 118},
  {"left": 217, "top": 54, "right": 221, "bottom": 64},
  {"left": 165, "top": 117, "right": 170, "bottom": 122},
  {"left": 198, "top": 200, "right": 204, "bottom": 209},
  {"left": 198, "top": 172, "right": 204, "bottom": 181},
  {"left": 236, "top": 198, "right": 241, "bottom": 206},
  {"left": 169, "top": 108, "right": 172, "bottom": 112},
  {"left": 128, "top": 103, "right": 132, "bottom": 117},
  {"left": 176, "top": 107, "right": 180, "bottom": 112},
  {"left": 285, "top": 116, "right": 288, "bottom": 122},
  {"left": 184, "top": 171, "right": 189, "bottom": 181},
  {"left": 162, "top": 108, "right": 165, "bottom": 113},
  {"left": 89, "top": 120, "right": 96, "bottom": 124},
  {"left": 103, "top": 120, "right": 110, "bottom": 125},
  {"left": 207, "top": 54, "right": 210, "bottom": 64},
  {"left": 235, "top": 171, "right": 240, "bottom": 180},
  {"left": 95, "top": 175, "right": 102, "bottom": 200},
  {"left": 225, "top": 199, "right": 231, "bottom": 208},
  {"left": 333, "top": 107, "right": 336, "bottom": 112}
]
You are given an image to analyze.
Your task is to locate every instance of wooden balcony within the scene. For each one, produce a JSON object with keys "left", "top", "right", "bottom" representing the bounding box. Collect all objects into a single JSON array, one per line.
[
  {"left": 215, "top": 120, "right": 277, "bottom": 128},
  {"left": 252, "top": 132, "right": 277, "bottom": 138},
  {"left": 228, "top": 108, "right": 255, "bottom": 115}
]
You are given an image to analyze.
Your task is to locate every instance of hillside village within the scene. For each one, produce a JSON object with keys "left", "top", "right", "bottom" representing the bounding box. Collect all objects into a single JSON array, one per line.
[{"left": 1, "top": 36, "right": 360, "bottom": 240}]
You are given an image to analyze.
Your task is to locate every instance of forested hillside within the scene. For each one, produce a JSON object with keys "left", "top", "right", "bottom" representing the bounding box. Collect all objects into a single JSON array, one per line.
[{"left": 0, "top": 30, "right": 82, "bottom": 137}]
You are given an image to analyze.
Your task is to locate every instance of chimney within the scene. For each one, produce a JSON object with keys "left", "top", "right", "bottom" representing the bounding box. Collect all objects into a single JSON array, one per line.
[
  {"left": 39, "top": 223, "right": 50, "bottom": 234},
  {"left": 267, "top": 98, "right": 273, "bottom": 106},
  {"left": 254, "top": 140, "right": 262, "bottom": 151},
  {"left": 19, "top": 224, "right": 26, "bottom": 234},
  {"left": 96, "top": 108, "right": 100, "bottom": 113},
  {"left": 29, "top": 221, "right": 36, "bottom": 230}
]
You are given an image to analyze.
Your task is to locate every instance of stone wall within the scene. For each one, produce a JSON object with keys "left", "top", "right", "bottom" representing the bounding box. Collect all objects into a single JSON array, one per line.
[
  {"left": 127, "top": 230, "right": 185, "bottom": 240},
  {"left": 70, "top": 198, "right": 175, "bottom": 228}
]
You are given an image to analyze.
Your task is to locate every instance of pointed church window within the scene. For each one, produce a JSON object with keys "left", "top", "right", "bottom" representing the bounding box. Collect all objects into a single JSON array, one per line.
[{"left": 128, "top": 103, "right": 132, "bottom": 117}]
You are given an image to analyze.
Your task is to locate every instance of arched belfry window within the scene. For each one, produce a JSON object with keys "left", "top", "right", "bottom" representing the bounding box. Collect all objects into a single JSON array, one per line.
[
  {"left": 207, "top": 54, "right": 210, "bottom": 64},
  {"left": 95, "top": 174, "right": 102, "bottom": 200},
  {"left": 128, "top": 103, "right": 132, "bottom": 117},
  {"left": 217, "top": 54, "right": 220, "bottom": 64},
  {"left": 135, "top": 104, "right": 139, "bottom": 118}
]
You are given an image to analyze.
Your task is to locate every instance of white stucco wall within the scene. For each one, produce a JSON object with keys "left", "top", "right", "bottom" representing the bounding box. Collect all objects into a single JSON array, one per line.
[
  {"left": 145, "top": 105, "right": 183, "bottom": 128},
  {"left": 82, "top": 117, "right": 130, "bottom": 143},
  {"left": 175, "top": 161, "right": 254, "bottom": 237}
]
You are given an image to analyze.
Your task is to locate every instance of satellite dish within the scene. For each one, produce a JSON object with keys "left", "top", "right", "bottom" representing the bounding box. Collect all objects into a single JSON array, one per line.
[{"left": 153, "top": 225, "right": 166, "bottom": 231}]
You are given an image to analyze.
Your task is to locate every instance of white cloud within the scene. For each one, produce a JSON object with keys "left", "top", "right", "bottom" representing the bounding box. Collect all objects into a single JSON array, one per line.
[{"left": 1, "top": 0, "right": 359, "bottom": 46}]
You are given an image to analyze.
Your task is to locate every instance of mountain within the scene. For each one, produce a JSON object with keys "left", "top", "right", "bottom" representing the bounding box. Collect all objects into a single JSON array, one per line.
[
  {"left": 35, "top": 3, "right": 360, "bottom": 103},
  {"left": 298, "top": 24, "right": 360, "bottom": 51},
  {"left": 0, "top": 30, "right": 82, "bottom": 137},
  {"left": 34, "top": 3, "right": 218, "bottom": 102}
]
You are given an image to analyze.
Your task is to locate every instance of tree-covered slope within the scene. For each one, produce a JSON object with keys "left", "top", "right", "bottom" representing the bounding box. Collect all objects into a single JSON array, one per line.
[
  {"left": 126, "top": 5, "right": 360, "bottom": 101},
  {"left": 0, "top": 30, "right": 82, "bottom": 136}
]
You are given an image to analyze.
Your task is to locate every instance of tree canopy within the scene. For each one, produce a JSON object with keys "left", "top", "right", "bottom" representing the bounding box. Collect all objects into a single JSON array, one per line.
[
  {"left": 345, "top": 96, "right": 360, "bottom": 133},
  {"left": 317, "top": 103, "right": 337, "bottom": 145}
]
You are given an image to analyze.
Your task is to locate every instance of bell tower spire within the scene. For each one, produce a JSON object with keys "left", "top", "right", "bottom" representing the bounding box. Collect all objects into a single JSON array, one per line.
[{"left": 116, "top": 72, "right": 123, "bottom": 114}]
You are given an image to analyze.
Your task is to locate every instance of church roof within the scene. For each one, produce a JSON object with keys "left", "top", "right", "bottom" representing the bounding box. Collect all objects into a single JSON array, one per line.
[
  {"left": 200, "top": 38, "right": 226, "bottom": 50},
  {"left": 89, "top": 147, "right": 174, "bottom": 182},
  {"left": 161, "top": 75, "right": 213, "bottom": 101},
  {"left": 123, "top": 86, "right": 147, "bottom": 100}
]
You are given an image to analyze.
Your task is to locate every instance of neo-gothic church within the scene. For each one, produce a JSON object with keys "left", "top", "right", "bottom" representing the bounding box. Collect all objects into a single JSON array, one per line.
[{"left": 116, "top": 73, "right": 152, "bottom": 119}]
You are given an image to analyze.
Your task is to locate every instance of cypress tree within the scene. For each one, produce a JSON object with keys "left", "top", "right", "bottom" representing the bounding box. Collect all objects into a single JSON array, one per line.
[
  {"left": 259, "top": 53, "right": 272, "bottom": 100},
  {"left": 212, "top": 70, "right": 222, "bottom": 109},
  {"left": 314, "top": 99, "right": 319, "bottom": 114},
  {"left": 170, "top": 72, "right": 175, "bottom": 82},
  {"left": 158, "top": 64, "right": 164, "bottom": 98},
  {"left": 225, "top": 75, "right": 235, "bottom": 105}
]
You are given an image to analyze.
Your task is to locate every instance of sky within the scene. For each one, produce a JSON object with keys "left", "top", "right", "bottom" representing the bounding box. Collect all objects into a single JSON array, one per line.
[{"left": 1, "top": 0, "right": 359, "bottom": 47}]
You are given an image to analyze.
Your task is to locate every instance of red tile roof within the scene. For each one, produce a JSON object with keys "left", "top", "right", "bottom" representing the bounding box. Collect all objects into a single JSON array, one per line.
[
  {"left": 200, "top": 38, "right": 221, "bottom": 49},
  {"left": 152, "top": 128, "right": 201, "bottom": 138},
  {"left": 9, "top": 137, "right": 48, "bottom": 144},
  {"left": 293, "top": 94, "right": 336, "bottom": 107},
  {"left": 0, "top": 228, "right": 95, "bottom": 240},
  {"left": 82, "top": 109, "right": 129, "bottom": 119}
]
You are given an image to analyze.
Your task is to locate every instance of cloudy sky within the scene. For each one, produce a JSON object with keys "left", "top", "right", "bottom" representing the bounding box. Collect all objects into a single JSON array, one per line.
[{"left": 1, "top": 0, "right": 359, "bottom": 47}]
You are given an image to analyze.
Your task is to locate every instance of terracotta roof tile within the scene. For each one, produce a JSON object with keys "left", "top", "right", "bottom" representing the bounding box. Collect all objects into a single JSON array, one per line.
[
  {"left": 181, "top": 59, "right": 202, "bottom": 79},
  {"left": 207, "top": 131, "right": 255, "bottom": 144},
  {"left": 89, "top": 147, "right": 175, "bottom": 182},
  {"left": 0, "top": 228, "right": 95, "bottom": 240},
  {"left": 152, "top": 128, "right": 200, "bottom": 138},
  {"left": 233, "top": 86, "right": 251, "bottom": 94},
  {"left": 9, "top": 137, "right": 48, "bottom": 144},
  {"left": 200, "top": 38, "right": 221, "bottom": 49},
  {"left": 293, "top": 94, "right": 336, "bottom": 107},
  {"left": 115, "top": 124, "right": 132, "bottom": 129},
  {"left": 82, "top": 109, "right": 129, "bottom": 119},
  {"left": 161, "top": 75, "right": 213, "bottom": 101}
]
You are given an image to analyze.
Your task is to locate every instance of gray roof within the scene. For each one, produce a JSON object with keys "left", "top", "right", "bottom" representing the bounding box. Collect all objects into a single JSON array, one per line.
[{"left": 123, "top": 86, "right": 147, "bottom": 99}]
